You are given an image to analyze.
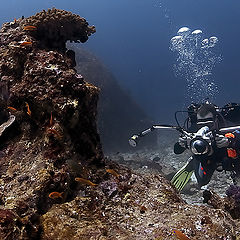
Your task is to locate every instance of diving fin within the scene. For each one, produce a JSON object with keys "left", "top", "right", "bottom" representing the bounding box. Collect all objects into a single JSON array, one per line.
[{"left": 170, "top": 161, "right": 194, "bottom": 192}]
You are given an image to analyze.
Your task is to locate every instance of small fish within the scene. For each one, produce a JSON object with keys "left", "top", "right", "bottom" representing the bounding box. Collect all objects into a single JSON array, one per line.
[
  {"left": 7, "top": 106, "right": 17, "bottom": 111},
  {"left": 49, "top": 192, "right": 64, "bottom": 199},
  {"left": 14, "top": 18, "right": 17, "bottom": 24},
  {"left": 20, "top": 42, "right": 32, "bottom": 47},
  {"left": 106, "top": 169, "right": 120, "bottom": 178},
  {"left": 75, "top": 177, "right": 98, "bottom": 186},
  {"left": 25, "top": 102, "right": 31, "bottom": 116},
  {"left": 49, "top": 112, "right": 53, "bottom": 126},
  {"left": 23, "top": 25, "right": 37, "bottom": 31},
  {"left": 172, "top": 229, "right": 190, "bottom": 240}
]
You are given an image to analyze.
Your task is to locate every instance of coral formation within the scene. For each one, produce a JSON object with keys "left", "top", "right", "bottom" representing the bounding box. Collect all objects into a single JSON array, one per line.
[
  {"left": 0, "top": 8, "right": 102, "bottom": 239},
  {"left": 226, "top": 184, "right": 240, "bottom": 203},
  {"left": 41, "top": 173, "right": 238, "bottom": 239},
  {"left": 203, "top": 189, "right": 240, "bottom": 221},
  {"left": 21, "top": 8, "right": 95, "bottom": 49},
  {"left": 0, "top": 8, "right": 95, "bottom": 56},
  {"left": 226, "top": 185, "right": 240, "bottom": 219}
]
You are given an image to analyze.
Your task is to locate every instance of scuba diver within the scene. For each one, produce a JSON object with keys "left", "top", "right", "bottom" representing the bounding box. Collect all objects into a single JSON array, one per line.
[
  {"left": 129, "top": 101, "right": 240, "bottom": 192},
  {"left": 172, "top": 102, "right": 240, "bottom": 191}
]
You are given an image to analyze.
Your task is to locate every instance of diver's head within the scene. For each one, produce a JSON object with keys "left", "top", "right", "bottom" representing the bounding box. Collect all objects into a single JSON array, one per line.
[{"left": 196, "top": 103, "right": 219, "bottom": 130}]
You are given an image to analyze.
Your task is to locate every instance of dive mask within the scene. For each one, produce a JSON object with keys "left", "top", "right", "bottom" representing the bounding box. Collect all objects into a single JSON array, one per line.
[{"left": 197, "top": 117, "right": 215, "bottom": 130}]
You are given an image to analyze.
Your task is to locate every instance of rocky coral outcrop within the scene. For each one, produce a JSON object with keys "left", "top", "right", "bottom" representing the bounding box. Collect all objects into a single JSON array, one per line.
[
  {"left": 0, "top": 8, "right": 238, "bottom": 240},
  {"left": 0, "top": 8, "right": 102, "bottom": 239},
  {"left": 203, "top": 188, "right": 240, "bottom": 220},
  {"left": 23, "top": 8, "right": 95, "bottom": 49},
  {"left": 41, "top": 173, "right": 238, "bottom": 239},
  {"left": 0, "top": 8, "right": 95, "bottom": 52}
]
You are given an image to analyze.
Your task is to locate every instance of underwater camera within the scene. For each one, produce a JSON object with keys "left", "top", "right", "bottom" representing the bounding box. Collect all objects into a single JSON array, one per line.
[{"left": 188, "top": 126, "right": 213, "bottom": 155}]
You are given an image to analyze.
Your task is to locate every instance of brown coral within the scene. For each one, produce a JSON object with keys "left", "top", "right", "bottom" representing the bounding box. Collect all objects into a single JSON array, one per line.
[
  {"left": 21, "top": 8, "right": 96, "bottom": 49},
  {"left": 0, "top": 8, "right": 102, "bottom": 239}
]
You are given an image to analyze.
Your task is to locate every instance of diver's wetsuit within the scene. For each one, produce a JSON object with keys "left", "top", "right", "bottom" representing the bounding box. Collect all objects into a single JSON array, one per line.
[{"left": 174, "top": 130, "right": 240, "bottom": 187}]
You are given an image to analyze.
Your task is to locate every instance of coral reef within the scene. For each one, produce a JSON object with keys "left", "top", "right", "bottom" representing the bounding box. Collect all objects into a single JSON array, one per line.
[
  {"left": 1, "top": 8, "right": 95, "bottom": 50},
  {"left": 0, "top": 8, "right": 238, "bottom": 240},
  {"left": 203, "top": 189, "right": 240, "bottom": 221},
  {"left": 226, "top": 185, "right": 240, "bottom": 203},
  {"left": 203, "top": 186, "right": 240, "bottom": 220},
  {"left": 41, "top": 173, "right": 238, "bottom": 239},
  {"left": 0, "top": 8, "right": 102, "bottom": 239},
  {"left": 225, "top": 185, "right": 240, "bottom": 219},
  {"left": 22, "top": 8, "right": 95, "bottom": 49}
]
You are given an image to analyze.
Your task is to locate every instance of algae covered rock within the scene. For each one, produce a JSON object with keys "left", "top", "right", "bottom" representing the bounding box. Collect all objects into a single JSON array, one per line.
[
  {"left": 40, "top": 173, "right": 238, "bottom": 239},
  {"left": 0, "top": 8, "right": 103, "bottom": 239}
]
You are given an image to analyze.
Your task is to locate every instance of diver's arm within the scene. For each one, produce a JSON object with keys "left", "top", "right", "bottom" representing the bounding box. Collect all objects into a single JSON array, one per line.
[
  {"left": 227, "top": 130, "right": 240, "bottom": 150},
  {"left": 218, "top": 130, "right": 240, "bottom": 159}
]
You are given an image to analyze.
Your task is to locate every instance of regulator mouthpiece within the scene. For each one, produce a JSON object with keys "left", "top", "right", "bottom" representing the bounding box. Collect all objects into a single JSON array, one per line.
[{"left": 129, "top": 135, "right": 139, "bottom": 147}]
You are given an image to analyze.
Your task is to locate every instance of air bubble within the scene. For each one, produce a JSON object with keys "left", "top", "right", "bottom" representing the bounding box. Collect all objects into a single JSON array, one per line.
[
  {"left": 169, "top": 27, "right": 221, "bottom": 102},
  {"left": 177, "top": 27, "right": 191, "bottom": 36}
]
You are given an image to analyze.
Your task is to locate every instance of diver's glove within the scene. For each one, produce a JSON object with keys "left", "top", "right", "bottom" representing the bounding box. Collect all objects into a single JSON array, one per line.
[
  {"left": 174, "top": 136, "right": 188, "bottom": 154},
  {"left": 178, "top": 136, "right": 187, "bottom": 148},
  {"left": 215, "top": 134, "right": 229, "bottom": 148}
]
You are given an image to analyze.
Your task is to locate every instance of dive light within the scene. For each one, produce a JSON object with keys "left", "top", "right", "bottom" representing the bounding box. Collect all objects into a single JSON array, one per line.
[{"left": 129, "top": 135, "right": 139, "bottom": 147}]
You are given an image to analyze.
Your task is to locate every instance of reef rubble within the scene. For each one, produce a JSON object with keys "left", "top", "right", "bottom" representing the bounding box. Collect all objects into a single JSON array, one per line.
[{"left": 0, "top": 8, "right": 238, "bottom": 240}]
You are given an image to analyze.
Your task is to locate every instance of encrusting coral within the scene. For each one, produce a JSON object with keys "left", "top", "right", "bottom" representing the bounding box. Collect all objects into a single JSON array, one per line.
[
  {"left": 0, "top": 8, "right": 102, "bottom": 239},
  {"left": 226, "top": 185, "right": 240, "bottom": 203},
  {"left": 203, "top": 188, "right": 240, "bottom": 221}
]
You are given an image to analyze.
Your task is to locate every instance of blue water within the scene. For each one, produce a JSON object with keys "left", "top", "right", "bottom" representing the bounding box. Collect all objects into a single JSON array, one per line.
[{"left": 1, "top": 0, "right": 240, "bottom": 123}]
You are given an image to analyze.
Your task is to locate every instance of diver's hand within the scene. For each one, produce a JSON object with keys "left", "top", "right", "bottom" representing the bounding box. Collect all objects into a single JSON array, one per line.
[
  {"left": 215, "top": 134, "right": 229, "bottom": 148},
  {"left": 178, "top": 136, "right": 187, "bottom": 148},
  {"left": 196, "top": 126, "right": 210, "bottom": 136}
]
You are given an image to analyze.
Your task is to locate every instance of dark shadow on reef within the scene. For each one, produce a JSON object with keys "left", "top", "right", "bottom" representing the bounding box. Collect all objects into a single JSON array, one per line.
[
  {"left": 0, "top": 8, "right": 238, "bottom": 240},
  {"left": 68, "top": 44, "right": 157, "bottom": 153}
]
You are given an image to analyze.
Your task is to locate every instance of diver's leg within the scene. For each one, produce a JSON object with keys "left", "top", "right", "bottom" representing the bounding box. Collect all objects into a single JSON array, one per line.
[{"left": 194, "top": 161, "right": 215, "bottom": 188}]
